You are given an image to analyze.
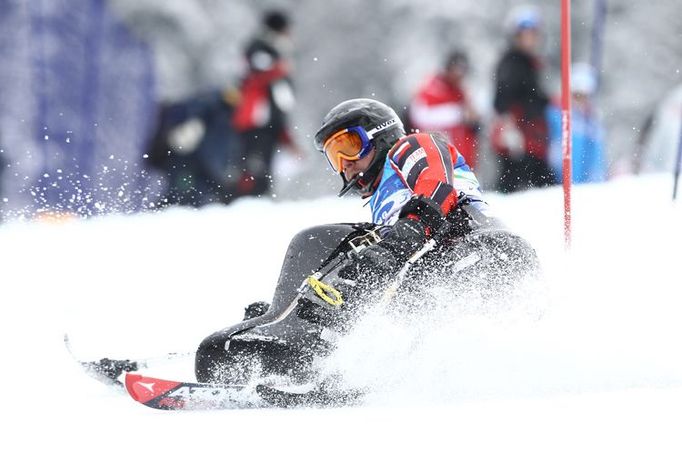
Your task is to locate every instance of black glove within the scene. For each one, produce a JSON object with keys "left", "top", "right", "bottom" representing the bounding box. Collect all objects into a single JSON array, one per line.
[
  {"left": 398, "top": 195, "right": 447, "bottom": 237},
  {"left": 352, "top": 195, "right": 448, "bottom": 279},
  {"left": 338, "top": 196, "right": 446, "bottom": 288},
  {"left": 355, "top": 217, "right": 428, "bottom": 278}
]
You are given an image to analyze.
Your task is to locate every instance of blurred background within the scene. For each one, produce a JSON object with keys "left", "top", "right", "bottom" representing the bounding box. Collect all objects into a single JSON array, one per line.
[{"left": 0, "top": 0, "right": 680, "bottom": 219}]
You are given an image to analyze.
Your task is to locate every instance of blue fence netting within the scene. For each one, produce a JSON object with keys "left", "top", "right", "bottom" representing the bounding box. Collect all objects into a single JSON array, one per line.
[{"left": 0, "top": 0, "right": 156, "bottom": 218}]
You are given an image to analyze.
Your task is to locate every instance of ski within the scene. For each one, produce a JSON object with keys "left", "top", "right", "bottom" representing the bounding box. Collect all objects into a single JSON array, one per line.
[
  {"left": 256, "top": 383, "right": 363, "bottom": 408},
  {"left": 124, "top": 373, "right": 253, "bottom": 410},
  {"left": 66, "top": 335, "right": 364, "bottom": 410},
  {"left": 124, "top": 372, "right": 364, "bottom": 410},
  {"left": 64, "top": 334, "right": 136, "bottom": 389},
  {"left": 64, "top": 333, "right": 193, "bottom": 389}
]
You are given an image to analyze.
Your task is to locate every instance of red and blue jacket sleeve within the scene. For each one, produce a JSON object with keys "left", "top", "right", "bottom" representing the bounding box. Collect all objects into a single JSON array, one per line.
[{"left": 387, "top": 133, "right": 460, "bottom": 217}]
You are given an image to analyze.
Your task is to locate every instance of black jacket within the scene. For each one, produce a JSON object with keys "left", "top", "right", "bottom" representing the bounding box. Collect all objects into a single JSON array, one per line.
[{"left": 493, "top": 48, "right": 549, "bottom": 120}]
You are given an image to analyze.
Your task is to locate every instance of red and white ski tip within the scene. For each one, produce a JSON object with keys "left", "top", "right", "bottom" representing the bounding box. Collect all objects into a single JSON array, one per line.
[
  {"left": 125, "top": 373, "right": 186, "bottom": 409},
  {"left": 124, "top": 372, "right": 251, "bottom": 410}
]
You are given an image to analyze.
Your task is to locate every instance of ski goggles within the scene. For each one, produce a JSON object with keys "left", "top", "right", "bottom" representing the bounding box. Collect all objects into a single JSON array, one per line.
[
  {"left": 321, "top": 126, "right": 374, "bottom": 173},
  {"left": 321, "top": 118, "right": 398, "bottom": 173}
]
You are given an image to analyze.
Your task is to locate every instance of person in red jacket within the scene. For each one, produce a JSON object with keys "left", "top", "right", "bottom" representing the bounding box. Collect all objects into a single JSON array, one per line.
[
  {"left": 230, "top": 10, "right": 300, "bottom": 199},
  {"left": 409, "top": 50, "right": 481, "bottom": 169}
]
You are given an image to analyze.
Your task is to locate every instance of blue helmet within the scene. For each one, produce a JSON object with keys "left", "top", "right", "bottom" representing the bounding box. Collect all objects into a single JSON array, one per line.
[{"left": 506, "top": 6, "right": 542, "bottom": 34}]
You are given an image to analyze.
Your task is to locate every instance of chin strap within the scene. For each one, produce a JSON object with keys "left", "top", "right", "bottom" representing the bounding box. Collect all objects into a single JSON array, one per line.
[
  {"left": 338, "top": 173, "right": 362, "bottom": 197},
  {"left": 337, "top": 145, "right": 390, "bottom": 197}
]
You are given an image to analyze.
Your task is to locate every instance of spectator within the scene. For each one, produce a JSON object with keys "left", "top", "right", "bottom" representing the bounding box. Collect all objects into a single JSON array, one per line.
[
  {"left": 230, "top": 9, "right": 301, "bottom": 199},
  {"left": 635, "top": 83, "right": 682, "bottom": 175},
  {"left": 491, "top": 6, "right": 555, "bottom": 192},
  {"left": 408, "top": 50, "right": 481, "bottom": 169},
  {"left": 546, "top": 62, "right": 607, "bottom": 183},
  {"left": 144, "top": 91, "right": 239, "bottom": 207}
]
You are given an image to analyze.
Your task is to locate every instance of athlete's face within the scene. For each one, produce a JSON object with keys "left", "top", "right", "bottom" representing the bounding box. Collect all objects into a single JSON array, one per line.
[{"left": 342, "top": 146, "right": 376, "bottom": 182}]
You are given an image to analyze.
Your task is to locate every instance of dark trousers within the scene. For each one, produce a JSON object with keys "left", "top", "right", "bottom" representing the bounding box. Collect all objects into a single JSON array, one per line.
[
  {"left": 235, "top": 128, "right": 279, "bottom": 197},
  {"left": 497, "top": 154, "right": 557, "bottom": 193}
]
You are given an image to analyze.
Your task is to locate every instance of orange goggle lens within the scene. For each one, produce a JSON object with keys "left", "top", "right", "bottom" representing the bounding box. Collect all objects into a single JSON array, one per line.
[{"left": 323, "top": 129, "right": 366, "bottom": 172}]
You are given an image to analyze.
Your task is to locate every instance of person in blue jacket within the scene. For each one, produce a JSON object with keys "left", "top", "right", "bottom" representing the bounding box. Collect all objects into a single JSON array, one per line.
[{"left": 547, "top": 63, "right": 607, "bottom": 183}]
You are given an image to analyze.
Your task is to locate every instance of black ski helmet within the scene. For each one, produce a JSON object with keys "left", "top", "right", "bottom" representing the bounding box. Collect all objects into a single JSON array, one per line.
[{"left": 314, "top": 98, "right": 405, "bottom": 196}]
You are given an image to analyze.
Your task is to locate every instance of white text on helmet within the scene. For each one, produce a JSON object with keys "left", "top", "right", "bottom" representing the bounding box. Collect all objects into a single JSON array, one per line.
[{"left": 367, "top": 118, "right": 398, "bottom": 138}]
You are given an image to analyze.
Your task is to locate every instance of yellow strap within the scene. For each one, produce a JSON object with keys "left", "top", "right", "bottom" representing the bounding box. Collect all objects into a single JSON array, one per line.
[{"left": 307, "top": 276, "right": 344, "bottom": 307}]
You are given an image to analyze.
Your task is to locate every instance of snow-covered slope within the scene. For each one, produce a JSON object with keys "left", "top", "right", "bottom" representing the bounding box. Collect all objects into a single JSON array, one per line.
[{"left": 1, "top": 175, "right": 681, "bottom": 473}]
